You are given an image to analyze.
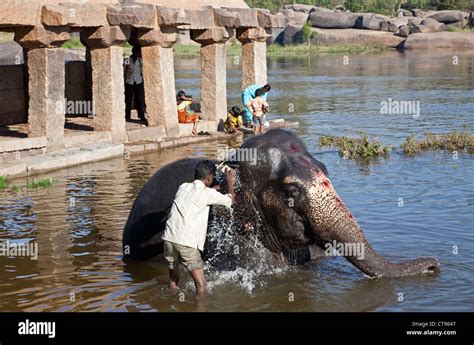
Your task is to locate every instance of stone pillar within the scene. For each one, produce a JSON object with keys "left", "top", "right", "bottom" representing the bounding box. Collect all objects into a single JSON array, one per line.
[
  {"left": 27, "top": 48, "right": 66, "bottom": 149},
  {"left": 81, "top": 26, "right": 129, "bottom": 144},
  {"left": 191, "top": 27, "right": 233, "bottom": 123},
  {"left": 237, "top": 27, "right": 270, "bottom": 90},
  {"left": 15, "top": 26, "right": 70, "bottom": 151},
  {"left": 137, "top": 27, "right": 179, "bottom": 136}
]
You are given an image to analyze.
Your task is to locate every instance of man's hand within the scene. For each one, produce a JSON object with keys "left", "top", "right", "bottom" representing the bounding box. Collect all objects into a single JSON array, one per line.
[
  {"left": 224, "top": 167, "right": 237, "bottom": 205},
  {"left": 225, "top": 167, "right": 236, "bottom": 186}
]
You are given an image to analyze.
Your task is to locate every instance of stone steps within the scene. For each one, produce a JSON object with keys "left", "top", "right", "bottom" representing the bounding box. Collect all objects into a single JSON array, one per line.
[
  {"left": 124, "top": 130, "right": 242, "bottom": 156},
  {"left": 0, "top": 142, "right": 124, "bottom": 178}
]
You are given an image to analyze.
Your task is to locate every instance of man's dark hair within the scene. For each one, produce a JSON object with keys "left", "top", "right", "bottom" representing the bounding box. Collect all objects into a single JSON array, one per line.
[
  {"left": 261, "top": 84, "right": 271, "bottom": 93},
  {"left": 195, "top": 160, "right": 216, "bottom": 180},
  {"left": 231, "top": 106, "right": 242, "bottom": 116},
  {"left": 255, "top": 89, "right": 264, "bottom": 97}
]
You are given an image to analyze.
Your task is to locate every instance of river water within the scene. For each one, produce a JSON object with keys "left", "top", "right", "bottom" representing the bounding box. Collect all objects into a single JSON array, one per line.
[{"left": 1, "top": 50, "right": 473, "bottom": 312}]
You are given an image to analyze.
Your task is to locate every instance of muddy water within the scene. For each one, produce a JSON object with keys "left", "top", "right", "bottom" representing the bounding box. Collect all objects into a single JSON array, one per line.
[{"left": 1, "top": 50, "right": 473, "bottom": 311}]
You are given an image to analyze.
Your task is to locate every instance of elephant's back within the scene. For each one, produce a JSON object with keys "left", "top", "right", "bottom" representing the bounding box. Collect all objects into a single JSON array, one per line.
[{"left": 122, "top": 158, "right": 212, "bottom": 260}]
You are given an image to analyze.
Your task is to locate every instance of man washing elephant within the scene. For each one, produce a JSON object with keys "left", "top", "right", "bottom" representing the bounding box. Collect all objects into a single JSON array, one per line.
[
  {"left": 161, "top": 160, "right": 237, "bottom": 296},
  {"left": 123, "top": 130, "right": 440, "bottom": 292}
]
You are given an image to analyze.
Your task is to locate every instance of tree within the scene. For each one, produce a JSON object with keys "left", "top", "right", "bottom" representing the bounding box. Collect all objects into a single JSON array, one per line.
[{"left": 301, "top": 21, "right": 317, "bottom": 48}]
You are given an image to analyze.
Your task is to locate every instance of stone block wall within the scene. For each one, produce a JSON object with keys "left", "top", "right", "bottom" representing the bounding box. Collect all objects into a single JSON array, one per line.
[
  {"left": 0, "top": 61, "right": 87, "bottom": 126},
  {"left": 0, "top": 65, "right": 27, "bottom": 126}
]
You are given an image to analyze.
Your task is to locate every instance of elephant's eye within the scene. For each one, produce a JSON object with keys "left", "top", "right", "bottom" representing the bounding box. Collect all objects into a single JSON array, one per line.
[{"left": 282, "top": 184, "right": 301, "bottom": 199}]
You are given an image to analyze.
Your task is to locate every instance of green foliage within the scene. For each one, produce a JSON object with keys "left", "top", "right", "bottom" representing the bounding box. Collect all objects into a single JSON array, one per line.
[
  {"left": 62, "top": 38, "right": 84, "bottom": 50},
  {"left": 301, "top": 21, "right": 317, "bottom": 47},
  {"left": 0, "top": 176, "right": 8, "bottom": 189},
  {"left": 26, "top": 178, "right": 54, "bottom": 189},
  {"left": 0, "top": 176, "right": 54, "bottom": 192},
  {"left": 266, "top": 43, "right": 388, "bottom": 55},
  {"left": 401, "top": 130, "right": 474, "bottom": 156},
  {"left": 319, "top": 134, "right": 391, "bottom": 159}
]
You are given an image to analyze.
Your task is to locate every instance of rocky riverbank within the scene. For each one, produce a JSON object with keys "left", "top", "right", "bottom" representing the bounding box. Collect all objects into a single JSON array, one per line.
[{"left": 271, "top": 4, "right": 473, "bottom": 50}]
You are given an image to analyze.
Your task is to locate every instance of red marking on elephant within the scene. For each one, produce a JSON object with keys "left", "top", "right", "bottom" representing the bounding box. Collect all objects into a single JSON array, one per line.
[
  {"left": 322, "top": 180, "right": 330, "bottom": 189},
  {"left": 288, "top": 143, "right": 300, "bottom": 153},
  {"left": 348, "top": 213, "right": 353, "bottom": 219}
]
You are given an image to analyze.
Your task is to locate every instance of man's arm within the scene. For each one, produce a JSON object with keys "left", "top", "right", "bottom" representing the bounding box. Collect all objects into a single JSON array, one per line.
[
  {"left": 225, "top": 168, "right": 236, "bottom": 205},
  {"left": 206, "top": 167, "right": 237, "bottom": 207}
]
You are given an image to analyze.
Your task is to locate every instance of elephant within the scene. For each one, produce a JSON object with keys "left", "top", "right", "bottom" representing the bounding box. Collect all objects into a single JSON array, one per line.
[{"left": 122, "top": 129, "right": 440, "bottom": 278}]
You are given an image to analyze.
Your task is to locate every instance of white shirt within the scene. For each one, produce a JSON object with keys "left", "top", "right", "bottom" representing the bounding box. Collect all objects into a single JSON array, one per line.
[
  {"left": 162, "top": 180, "right": 233, "bottom": 251},
  {"left": 125, "top": 57, "right": 143, "bottom": 85}
]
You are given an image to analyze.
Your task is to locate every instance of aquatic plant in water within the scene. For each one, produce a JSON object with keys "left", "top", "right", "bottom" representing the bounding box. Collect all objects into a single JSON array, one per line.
[
  {"left": 0, "top": 176, "right": 54, "bottom": 191},
  {"left": 319, "top": 134, "right": 391, "bottom": 159},
  {"left": 401, "top": 130, "right": 474, "bottom": 156}
]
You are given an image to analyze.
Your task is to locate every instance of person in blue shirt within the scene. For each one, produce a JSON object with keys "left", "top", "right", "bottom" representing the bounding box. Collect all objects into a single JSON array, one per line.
[{"left": 241, "top": 84, "right": 271, "bottom": 127}]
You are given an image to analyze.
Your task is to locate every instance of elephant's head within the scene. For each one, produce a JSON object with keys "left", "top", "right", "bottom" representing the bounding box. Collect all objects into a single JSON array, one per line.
[{"left": 236, "top": 129, "right": 440, "bottom": 277}]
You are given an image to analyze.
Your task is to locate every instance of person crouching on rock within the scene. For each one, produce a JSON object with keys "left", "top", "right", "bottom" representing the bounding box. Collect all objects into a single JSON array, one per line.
[
  {"left": 224, "top": 106, "right": 244, "bottom": 133},
  {"left": 161, "top": 160, "right": 236, "bottom": 297}
]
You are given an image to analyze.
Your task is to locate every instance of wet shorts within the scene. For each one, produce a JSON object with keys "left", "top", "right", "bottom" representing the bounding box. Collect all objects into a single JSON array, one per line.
[
  {"left": 252, "top": 115, "right": 265, "bottom": 126},
  {"left": 163, "top": 241, "right": 204, "bottom": 272}
]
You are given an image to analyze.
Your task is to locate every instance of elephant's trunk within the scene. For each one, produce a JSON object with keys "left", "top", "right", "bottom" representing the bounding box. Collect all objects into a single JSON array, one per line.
[{"left": 298, "top": 169, "right": 440, "bottom": 277}]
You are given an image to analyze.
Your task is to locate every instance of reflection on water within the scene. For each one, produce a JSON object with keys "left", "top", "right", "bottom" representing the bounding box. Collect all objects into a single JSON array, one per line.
[{"left": 1, "top": 51, "right": 473, "bottom": 311}]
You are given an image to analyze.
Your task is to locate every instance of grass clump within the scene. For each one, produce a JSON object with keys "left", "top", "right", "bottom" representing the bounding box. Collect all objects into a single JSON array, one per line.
[
  {"left": 0, "top": 175, "right": 8, "bottom": 189},
  {"left": 267, "top": 43, "right": 388, "bottom": 56},
  {"left": 0, "top": 176, "right": 54, "bottom": 192},
  {"left": 319, "top": 134, "right": 391, "bottom": 159},
  {"left": 26, "top": 178, "right": 54, "bottom": 189},
  {"left": 401, "top": 130, "right": 474, "bottom": 156}
]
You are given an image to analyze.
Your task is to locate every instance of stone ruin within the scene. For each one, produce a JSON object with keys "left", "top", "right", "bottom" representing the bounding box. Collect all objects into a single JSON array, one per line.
[{"left": 0, "top": 0, "right": 287, "bottom": 157}]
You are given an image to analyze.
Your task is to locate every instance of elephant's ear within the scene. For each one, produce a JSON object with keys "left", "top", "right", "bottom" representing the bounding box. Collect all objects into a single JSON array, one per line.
[
  {"left": 316, "top": 160, "right": 329, "bottom": 176},
  {"left": 307, "top": 153, "right": 329, "bottom": 177}
]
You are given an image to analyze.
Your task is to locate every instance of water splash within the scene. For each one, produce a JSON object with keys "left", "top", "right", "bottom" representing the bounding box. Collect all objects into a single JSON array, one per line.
[{"left": 203, "top": 170, "right": 287, "bottom": 293}]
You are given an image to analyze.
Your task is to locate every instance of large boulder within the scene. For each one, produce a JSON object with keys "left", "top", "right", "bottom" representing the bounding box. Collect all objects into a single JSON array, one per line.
[
  {"left": 309, "top": 10, "right": 359, "bottom": 29},
  {"left": 407, "top": 17, "right": 423, "bottom": 26},
  {"left": 356, "top": 14, "right": 391, "bottom": 31},
  {"left": 404, "top": 32, "right": 474, "bottom": 50},
  {"left": 281, "top": 24, "right": 304, "bottom": 45},
  {"left": 283, "top": 4, "right": 331, "bottom": 14},
  {"left": 444, "top": 22, "right": 465, "bottom": 30},
  {"left": 421, "top": 18, "right": 445, "bottom": 32},
  {"left": 428, "top": 10, "right": 464, "bottom": 24},
  {"left": 411, "top": 9, "right": 424, "bottom": 17},
  {"left": 311, "top": 28, "right": 405, "bottom": 48},
  {"left": 399, "top": 25, "right": 410, "bottom": 37},
  {"left": 409, "top": 24, "right": 431, "bottom": 34},
  {"left": 267, "top": 27, "right": 285, "bottom": 44},
  {"left": 391, "top": 17, "right": 409, "bottom": 28},
  {"left": 278, "top": 9, "right": 309, "bottom": 26}
]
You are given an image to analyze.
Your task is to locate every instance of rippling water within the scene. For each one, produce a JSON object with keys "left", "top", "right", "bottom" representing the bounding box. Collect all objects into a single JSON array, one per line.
[{"left": 1, "top": 50, "right": 473, "bottom": 312}]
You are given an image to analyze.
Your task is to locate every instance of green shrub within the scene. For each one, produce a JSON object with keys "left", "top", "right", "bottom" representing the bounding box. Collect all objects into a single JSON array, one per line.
[
  {"left": 401, "top": 130, "right": 474, "bottom": 156},
  {"left": 0, "top": 176, "right": 8, "bottom": 189},
  {"left": 319, "top": 134, "right": 391, "bottom": 159}
]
